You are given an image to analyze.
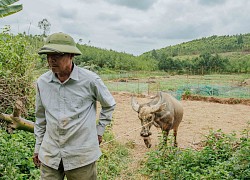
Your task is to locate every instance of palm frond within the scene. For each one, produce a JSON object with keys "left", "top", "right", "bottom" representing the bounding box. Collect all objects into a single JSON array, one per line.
[
  {"left": 0, "top": 0, "right": 19, "bottom": 7},
  {"left": 0, "top": 3, "right": 22, "bottom": 18}
]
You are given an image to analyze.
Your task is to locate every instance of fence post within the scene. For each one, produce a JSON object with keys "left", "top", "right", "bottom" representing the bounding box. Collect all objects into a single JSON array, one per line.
[{"left": 137, "top": 79, "right": 140, "bottom": 94}]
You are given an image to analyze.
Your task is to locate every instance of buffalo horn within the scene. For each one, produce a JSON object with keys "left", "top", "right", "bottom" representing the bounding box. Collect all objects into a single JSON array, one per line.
[
  {"left": 131, "top": 96, "right": 140, "bottom": 112},
  {"left": 150, "top": 92, "right": 165, "bottom": 112}
]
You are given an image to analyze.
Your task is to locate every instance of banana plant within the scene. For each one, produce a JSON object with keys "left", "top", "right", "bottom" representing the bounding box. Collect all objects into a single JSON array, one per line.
[{"left": 0, "top": 0, "right": 22, "bottom": 18}]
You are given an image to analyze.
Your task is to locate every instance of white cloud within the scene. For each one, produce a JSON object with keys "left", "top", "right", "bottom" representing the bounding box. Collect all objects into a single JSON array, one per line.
[{"left": 1, "top": 0, "right": 250, "bottom": 55}]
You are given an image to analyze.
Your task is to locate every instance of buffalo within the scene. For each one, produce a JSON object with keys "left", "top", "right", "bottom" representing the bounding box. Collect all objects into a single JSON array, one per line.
[{"left": 131, "top": 92, "right": 183, "bottom": 148}]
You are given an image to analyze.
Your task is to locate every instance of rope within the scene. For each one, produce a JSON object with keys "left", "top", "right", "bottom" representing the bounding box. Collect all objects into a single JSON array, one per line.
[{"left": 100, "top": 120, "right": 154, "bottom": 147}]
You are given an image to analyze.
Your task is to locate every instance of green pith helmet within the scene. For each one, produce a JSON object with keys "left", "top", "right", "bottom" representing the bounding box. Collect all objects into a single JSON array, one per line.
[{"left": 38, "top": 32, "right": 82, "bottom": 55}]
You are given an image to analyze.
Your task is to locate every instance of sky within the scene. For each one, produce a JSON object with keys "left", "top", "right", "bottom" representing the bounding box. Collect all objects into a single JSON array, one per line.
[{"left": 1, "top": 0, "right": 250, "bottom": 56}]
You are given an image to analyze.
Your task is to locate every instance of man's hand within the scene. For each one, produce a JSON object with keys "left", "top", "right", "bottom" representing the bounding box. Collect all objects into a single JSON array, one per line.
[
  {"left": 33, "top": 153, "right": 41, "bottom": 168},
  {"left": 98, "top": 135, "right": 103, "bottom": 144}
]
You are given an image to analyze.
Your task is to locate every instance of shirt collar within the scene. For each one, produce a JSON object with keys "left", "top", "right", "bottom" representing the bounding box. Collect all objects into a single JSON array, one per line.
[
  {"left": 48, "top": 63, "right": 79, "bottom": 83},
  {"left": 69, "top": 64, "right": 79, "bottom": 81}
]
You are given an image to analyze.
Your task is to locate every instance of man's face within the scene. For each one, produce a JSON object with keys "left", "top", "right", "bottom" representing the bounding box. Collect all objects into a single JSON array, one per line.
[{"left": 47, "top": 53, "right": 72, "bottom": 74}]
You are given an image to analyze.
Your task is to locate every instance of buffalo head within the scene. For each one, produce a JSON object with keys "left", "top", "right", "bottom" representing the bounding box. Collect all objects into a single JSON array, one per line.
[{"left": 131, "top": 93, "right": 166, "bottom": 148}]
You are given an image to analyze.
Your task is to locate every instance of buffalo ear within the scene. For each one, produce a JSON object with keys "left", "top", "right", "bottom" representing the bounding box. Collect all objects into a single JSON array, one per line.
[{"left": 131, "top": 96, "right": 140, "bottom": 112}]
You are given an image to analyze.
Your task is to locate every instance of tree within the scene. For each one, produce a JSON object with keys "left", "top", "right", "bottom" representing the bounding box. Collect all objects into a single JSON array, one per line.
[
  {"left": 158, "top": 53, "right": 175, "bottom": 72},
  {"left": 38, "top": 18, "right": 51, "bottom": 36},
  {"left": 237, "top": 34, "right": 243, "bottom": 45},
  {"left": 0, "top": 0, "right": 22, "bottom": 18},
  {"left": 151, "top": 49, "right": 158, "bottom": 59}
]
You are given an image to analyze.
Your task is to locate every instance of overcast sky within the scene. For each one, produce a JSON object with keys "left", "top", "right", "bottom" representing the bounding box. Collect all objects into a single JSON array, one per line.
[{"left": 1, "top": 0, "right": 250, "bottom": 55}]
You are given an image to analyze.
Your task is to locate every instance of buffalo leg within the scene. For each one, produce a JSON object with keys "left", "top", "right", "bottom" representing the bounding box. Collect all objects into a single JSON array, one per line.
[{"left": 173, "top": 129, "right": 178, "bottom": 147}]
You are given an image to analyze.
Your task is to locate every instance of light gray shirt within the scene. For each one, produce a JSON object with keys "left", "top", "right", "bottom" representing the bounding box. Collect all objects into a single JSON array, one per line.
[{"left": 34, "top": 64, "right": 116, "bottom": 171}]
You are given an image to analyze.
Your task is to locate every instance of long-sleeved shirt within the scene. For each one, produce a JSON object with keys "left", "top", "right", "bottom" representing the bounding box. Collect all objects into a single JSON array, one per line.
[{"left": 34, "top": 64, "right": 116, "bottom": 171}]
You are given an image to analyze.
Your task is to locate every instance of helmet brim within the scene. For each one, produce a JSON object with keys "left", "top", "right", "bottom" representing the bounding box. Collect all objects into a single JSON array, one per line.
[{"left": 38, "top": 44, "right": 82, "bottom": 55}]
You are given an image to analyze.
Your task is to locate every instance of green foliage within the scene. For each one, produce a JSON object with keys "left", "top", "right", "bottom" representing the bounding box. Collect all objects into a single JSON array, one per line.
[
  {"left": 141, "top": 128, "right": 250, "bottom": 179},
  {"left": 74, "top": 44, "right": 158, "bottom": 71},
  {"left": 0, "top": 29, "right": 39, "bottom": 116},
  {"left": 0, "top": 0, "right": 22, "bottom": 18},
  {"left": 98, "top": 125, "right": 130, "bottom": 179},
  {"left": 0, "top": 129, "right": 39, "bottom": 179},
  {"left": 142, "top": 33, "right": 250, "bottom": 74},
  {"left": 145, "top": 34, "right": 250, "bottom": 57},
  {"left": 1, "top": 31, "right": 250, "bottom": 75},
  {"left": 0, "top": 125, "right": 130, "bottom": 179}
]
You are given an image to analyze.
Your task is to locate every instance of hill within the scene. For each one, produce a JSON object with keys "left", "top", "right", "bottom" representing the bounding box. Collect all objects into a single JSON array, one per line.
[
  {"left": 142, "top": 33, "right": 250, "bottom": 57},
  {"left": 139, "top": 33, "right": 250, "bottom": 74},
  {"left": 5, "top": 31, "right": 250, "bottom": 74}
]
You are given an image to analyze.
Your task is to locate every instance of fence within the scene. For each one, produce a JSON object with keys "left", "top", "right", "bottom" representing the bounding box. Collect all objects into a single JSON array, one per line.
[{"left": 103, "top": 74, "right": 250, "bottom": 100}]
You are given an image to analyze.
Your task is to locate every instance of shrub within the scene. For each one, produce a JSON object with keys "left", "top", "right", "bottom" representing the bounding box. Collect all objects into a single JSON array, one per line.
[
  {"left": 0, "top": 28, "right": 39, "bottom": 117},
  {"left": 141, "top": 128, "right": 250, "bottom": 179}
]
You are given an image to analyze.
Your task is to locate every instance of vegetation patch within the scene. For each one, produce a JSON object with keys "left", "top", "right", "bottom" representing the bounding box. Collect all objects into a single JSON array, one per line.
[
  {"left": 141, "top": 128, "right": 250, "bottom": 179},
  {"left": 182, "top": 94, "right": 250, "bottom": 106},
  {"left": 0, "top": 125, "right": 130, "bottom": 179},
  {"left": 97, "top": 125, "right": 131, "bottom": 179},
  {"left": 0, "top": 129, "right": 39, "bottom": 179}
]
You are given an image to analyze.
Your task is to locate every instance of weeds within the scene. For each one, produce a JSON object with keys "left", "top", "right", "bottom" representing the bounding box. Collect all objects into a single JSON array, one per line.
[
  {"left": 98, "top": 125, "right": 130, "bottom": 179},
  {"left": 0, "top": 125, "right": 130, "bottom": 179},
  {"left": 141, "top": 126, "right": 250, "bottom": 179}
]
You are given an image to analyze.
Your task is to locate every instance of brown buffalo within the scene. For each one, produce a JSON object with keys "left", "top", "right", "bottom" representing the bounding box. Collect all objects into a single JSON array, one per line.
[{"left": 131, "top": 92, "right": 183, "bottom": 148}]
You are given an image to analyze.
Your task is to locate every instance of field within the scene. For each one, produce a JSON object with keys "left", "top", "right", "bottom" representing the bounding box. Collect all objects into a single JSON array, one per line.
[
  {"left": 0, "top": 73, "right": 249, "bottom": 179},
  {"left": 103, "top": 73, "right": 250, "bottom": 99},
  {"left": 107, "top": 92, "right": 250, "bottom": 179},
  {"left": 100, "top": 73, "right": 250, "bottom": 179}
]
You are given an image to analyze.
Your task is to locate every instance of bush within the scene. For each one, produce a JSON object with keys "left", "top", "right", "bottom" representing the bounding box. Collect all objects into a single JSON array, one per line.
[
  {"left": 0, "top": 28, "right": 39, "bottom": 116},
  {"left": 0, "top": 129, "right": 39, "bottom": 179},
  {"left": 141, "top": 127, "right": 250, "bottom": 179}
]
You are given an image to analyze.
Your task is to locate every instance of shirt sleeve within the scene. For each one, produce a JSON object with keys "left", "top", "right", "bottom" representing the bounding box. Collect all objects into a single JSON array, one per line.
[
  {"left": 34, "top": 83, "right": 47, "bottom": 153},
  {"left": 93, "top": 77, "right": 116, "bottom": 136}
]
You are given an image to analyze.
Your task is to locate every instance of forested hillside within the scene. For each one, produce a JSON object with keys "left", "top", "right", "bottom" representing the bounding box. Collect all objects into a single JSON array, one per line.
[
  {"left": 141, "top": 33, "right": 250, "bottom": 74},
  {"left": 74, "top": 44, "right": 157, "bottom": 72},
  {"left": 143, "top": 33, "right": 250, "bottom": 56},
  {"left": 2, "top": 30, "right": 250, "bottom": 75},
  {"left": 72, "top": 33, "right": 250, "bottom": 74}
]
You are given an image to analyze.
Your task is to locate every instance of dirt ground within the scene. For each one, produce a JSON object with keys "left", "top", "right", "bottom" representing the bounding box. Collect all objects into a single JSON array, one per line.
[{"left": 108, "top": 92, "right": 250, "bottom": 179}]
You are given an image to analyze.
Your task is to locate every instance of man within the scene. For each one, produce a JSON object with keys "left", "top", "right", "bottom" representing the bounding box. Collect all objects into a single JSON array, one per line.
[{"left": 33, "top": 32, "right": 116, "bottom": 179}]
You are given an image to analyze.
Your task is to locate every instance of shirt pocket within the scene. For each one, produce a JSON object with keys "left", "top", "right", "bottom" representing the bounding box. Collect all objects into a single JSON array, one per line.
[
  {"left": 68, "top": 95, "right": 92, "bottom": 112},
  {"left": 71, "top": 96, "right": 83, "bottom": 109}
]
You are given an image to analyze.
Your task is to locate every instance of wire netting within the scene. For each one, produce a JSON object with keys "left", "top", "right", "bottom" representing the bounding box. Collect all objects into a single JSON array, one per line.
[{"left": 104, "top": 74, "right": 250, "bottom": 100}]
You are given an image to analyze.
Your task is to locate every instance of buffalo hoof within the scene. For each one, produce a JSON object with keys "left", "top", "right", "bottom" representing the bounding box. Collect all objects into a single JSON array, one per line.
[{"left": 143, "top": 137, "right": 152, "bottom": 148}]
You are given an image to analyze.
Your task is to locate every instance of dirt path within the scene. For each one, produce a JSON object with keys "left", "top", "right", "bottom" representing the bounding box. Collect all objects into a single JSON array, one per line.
[{"left": 110, "top": 92, "right": 250, "bottom": 179}]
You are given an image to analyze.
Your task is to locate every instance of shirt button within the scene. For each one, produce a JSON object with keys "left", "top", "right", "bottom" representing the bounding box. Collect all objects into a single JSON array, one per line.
[{"left": 59, "top": 128, "right": 66, "bottom": 135}]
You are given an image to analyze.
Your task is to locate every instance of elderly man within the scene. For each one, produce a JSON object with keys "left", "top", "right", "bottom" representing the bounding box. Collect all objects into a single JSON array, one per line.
[{"left": 33, "top": 32, "right": 116, "bottom": 180}]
